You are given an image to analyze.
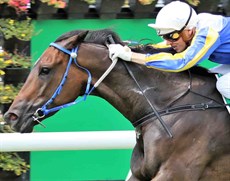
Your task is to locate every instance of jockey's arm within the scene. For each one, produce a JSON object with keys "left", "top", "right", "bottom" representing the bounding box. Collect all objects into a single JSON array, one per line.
[{"left": 131, "top": 52, "right": 146, "bottom": 65}]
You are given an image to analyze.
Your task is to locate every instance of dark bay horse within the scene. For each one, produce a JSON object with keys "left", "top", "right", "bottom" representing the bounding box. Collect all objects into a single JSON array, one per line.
[{"left": 4, "top": 29, "right": 230, "bottom": 180}]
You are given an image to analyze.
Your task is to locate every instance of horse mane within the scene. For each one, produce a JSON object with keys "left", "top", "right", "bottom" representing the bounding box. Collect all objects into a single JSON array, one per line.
[
  {"left": 55, "top": 29, "right": 124, "bottom": 45},
  {"left": 190, "top": 66, "right": 215, "bottom": 78}
]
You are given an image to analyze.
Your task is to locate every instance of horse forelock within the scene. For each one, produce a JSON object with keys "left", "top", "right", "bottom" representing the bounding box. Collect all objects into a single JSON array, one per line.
[{"left": 55, "top": 29, "right": 123, "bottom": 45}]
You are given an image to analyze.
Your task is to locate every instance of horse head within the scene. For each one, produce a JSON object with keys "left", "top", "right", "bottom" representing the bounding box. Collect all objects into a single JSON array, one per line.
[
  {"left": 4, "top": 29, "right": 120, "bottom": 132},
  {"left": 4, "top": 28, "right": 174, "bottom": 133}
]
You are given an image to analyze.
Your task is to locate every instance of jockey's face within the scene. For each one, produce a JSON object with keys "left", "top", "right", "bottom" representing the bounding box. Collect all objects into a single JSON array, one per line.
[{"left": 164, "top": 28, "right": 195, "bottom": 53}]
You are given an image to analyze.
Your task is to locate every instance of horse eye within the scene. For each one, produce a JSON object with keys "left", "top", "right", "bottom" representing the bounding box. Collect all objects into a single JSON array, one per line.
[{"left": 40, "top": 67, "right": 50, "bottom": 75}]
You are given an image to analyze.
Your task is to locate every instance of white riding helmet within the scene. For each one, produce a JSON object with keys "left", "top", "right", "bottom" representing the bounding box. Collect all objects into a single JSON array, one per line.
[{"left": 148, "top": 1, "right": 198, "bottom": 35}]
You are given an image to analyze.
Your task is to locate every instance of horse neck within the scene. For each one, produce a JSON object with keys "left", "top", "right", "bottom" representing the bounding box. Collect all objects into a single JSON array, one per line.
[{"left": 93, "top": 62, "right": 190, "bottom": 123}]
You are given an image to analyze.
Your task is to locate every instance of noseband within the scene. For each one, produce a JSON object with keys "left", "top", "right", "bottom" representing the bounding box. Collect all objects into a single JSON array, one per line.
[{"left": 33, "top": 42, "right": 118, "bottom": 124}]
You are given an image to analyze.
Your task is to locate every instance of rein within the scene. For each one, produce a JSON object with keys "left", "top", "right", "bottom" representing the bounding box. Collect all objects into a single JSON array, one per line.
[
  {"left": 106, "top": 35, "right": 173, "bottom": 137},
  {"left": 33, "top": 42, "right": 118, "bottom": 124},
  {"left": 123, "top": 61, "right": 173, "bottom": 138}
]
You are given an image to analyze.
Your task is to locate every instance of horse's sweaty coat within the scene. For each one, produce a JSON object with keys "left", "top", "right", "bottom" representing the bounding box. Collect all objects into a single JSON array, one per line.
[{"left": 4, "top": 29, "right": 230, "bottom": 180}]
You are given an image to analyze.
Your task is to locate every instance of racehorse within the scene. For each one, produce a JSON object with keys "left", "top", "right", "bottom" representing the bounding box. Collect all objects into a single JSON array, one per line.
[{"left": 4, "top": 29, "right": 230, "bottom": 180}]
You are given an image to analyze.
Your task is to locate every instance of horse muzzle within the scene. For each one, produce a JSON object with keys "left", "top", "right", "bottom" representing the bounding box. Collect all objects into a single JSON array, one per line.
[{"left": 3, "top": 111, "right": 35, "bottom": 133}]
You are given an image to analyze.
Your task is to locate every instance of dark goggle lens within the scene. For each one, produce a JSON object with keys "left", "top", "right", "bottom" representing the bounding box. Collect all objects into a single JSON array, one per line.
[{"left": 162, "top": 32, "right": 180, "bottom": 41}]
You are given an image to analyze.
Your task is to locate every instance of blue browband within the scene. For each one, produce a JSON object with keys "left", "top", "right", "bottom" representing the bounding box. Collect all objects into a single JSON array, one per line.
[{"left": 33, "top": 43, "right": 95, "bottom": 120}]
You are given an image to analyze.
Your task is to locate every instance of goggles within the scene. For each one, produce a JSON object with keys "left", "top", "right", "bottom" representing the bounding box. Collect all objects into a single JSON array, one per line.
[
  {"left": 161, "top": 6, "right": 192, "bottom": 42},
  {"left": 162, "top": 31, "right": 181, "bottom": 42}
]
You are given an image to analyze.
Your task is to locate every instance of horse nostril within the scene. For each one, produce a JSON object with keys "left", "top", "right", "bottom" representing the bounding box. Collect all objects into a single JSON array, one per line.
[
  {"left": 10, "top": 113, "right": 18, "bottom": 121},
  {"left": 4, "top": 112, "right": 18, "bottom": 121}
]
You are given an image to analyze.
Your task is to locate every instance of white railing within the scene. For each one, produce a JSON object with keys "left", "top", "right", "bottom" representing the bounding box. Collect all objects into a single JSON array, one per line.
[{"left": 0, "top": 130, "right": 136, "bottom": 152}]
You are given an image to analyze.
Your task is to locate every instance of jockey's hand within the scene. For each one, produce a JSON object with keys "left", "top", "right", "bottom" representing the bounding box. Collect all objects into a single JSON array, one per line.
[{"left": 108, "top": 44, "right": 132, "bottom": 61}]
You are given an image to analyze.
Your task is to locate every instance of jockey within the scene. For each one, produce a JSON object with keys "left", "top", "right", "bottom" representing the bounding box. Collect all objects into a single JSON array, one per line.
[{"left": 109, "top": 1, "right": 230, "bottom": 100}]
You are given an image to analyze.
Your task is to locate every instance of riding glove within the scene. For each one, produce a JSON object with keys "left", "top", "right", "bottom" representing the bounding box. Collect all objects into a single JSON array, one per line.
[{"left": 108, "top": 44, "right": 132, "bottom": 61}]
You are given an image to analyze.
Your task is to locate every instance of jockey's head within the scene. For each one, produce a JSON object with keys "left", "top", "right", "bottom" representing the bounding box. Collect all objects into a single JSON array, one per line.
[{"left": 148, "top": 1, "right": 198, "bottom": 52}]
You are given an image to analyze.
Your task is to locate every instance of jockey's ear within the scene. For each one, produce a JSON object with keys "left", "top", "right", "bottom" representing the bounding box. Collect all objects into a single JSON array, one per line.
[
  {"left": 60, "top": 31, "right": 89, "bottom": 49},
  {"left": 181, "top": 27, "right": 195, "bottom": 42}
]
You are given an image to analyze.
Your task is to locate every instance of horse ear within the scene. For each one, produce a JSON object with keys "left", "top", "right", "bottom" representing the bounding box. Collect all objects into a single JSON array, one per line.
[
  {"left": 77, "top": 30, "right": 89, "bottom": 42},
  {"left": 60, "top": 31, "right": 89, "bottom": 49}
]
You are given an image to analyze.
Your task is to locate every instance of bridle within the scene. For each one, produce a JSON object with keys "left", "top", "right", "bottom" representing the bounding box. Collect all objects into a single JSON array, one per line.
[{"left": 33, "top": 42, "right": 118, "bottom": 126}]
